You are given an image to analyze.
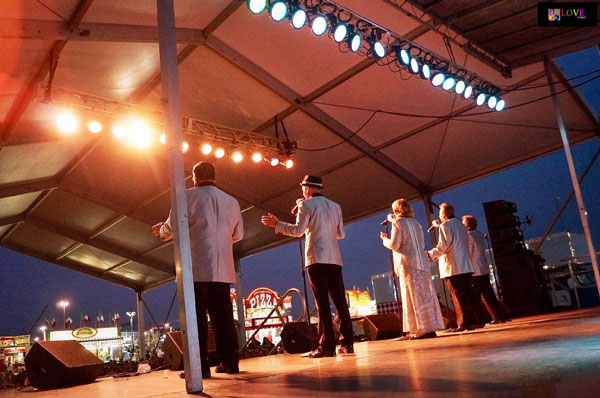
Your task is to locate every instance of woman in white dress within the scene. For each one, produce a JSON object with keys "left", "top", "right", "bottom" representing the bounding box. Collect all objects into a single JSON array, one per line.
[{"left": 380, "top": 199, "right": 445, "bottom": 339}]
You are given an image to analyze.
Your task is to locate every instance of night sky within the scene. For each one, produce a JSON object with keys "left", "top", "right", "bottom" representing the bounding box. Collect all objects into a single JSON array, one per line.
[{"left": 1, "top": 49, "right": 599, "bottom": 338}]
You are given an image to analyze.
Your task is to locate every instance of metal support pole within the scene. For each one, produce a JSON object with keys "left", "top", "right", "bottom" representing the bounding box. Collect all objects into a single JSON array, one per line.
[
  {"left": 234, "top": 258, "right": 247, "bottom": 348},
  {"left": 422, "top": 195, "right": 452, "bottom": 320},
  {"left": 544, "top": 57, "right": 600, "bottom": 301},
  {"left": 157, "top": 0, "right": 202, "bottom": 392},
  {"left": 136, "top": 291, "right": 146, "bottom": 361}
]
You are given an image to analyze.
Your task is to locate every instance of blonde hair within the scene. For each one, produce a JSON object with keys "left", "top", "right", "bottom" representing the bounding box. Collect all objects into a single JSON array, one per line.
[
  {"left": 392, "top": 199, "right": 414, "bottom": 218},
  {"left": 440, "top": 202, "right": 454, "bottom": 218},
  {"left": 462, "top": 215, "right": 478, "bottom": 230}
]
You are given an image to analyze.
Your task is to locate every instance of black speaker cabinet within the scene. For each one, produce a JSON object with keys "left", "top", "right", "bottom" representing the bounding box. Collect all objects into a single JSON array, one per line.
[
  {"left": 163, "top": 330, "right": 217, "bottom": 370},
  {"left": 25, "top": 340, "right": 104, "bottom": 389},
  {"left": 280, "top": 322, "right": 318, "bottom": 354},
  {"left": 363, "top": 314, "right": 403, "bottom": 341}
]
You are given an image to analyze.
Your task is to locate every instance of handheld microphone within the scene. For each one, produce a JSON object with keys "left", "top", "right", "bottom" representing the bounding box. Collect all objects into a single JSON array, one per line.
[
  {"left": 427, "top": 220, "right": 441, "bottom": 233},
  {"left": 380, "top": 219, "right": 389, "bottom": 226},
  {"left": 291, "top": 198, "right": 305, "bottom": 215}
]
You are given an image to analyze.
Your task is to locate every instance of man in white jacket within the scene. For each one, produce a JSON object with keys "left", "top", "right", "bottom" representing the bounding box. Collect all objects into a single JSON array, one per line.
[
  {"left": 428, "top": 203, "right": 479, "bottom": 332},
  {"left": 261, "top": 175, "right": 353, "bottom": 358},
  {"left": 152, "top": 161, "right": 243, "bottom": 378}
]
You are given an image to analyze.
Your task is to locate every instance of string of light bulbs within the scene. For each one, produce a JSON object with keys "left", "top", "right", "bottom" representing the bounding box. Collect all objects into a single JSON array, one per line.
[
  {"left": 245, "top": 0, "right": 507, "bottom": 112},
  {"left": 36, "top": 83, "right": 297, "bottom": 168}
]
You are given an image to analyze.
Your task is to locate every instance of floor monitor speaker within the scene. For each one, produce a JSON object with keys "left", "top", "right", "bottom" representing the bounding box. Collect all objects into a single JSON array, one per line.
[
  {"left": 25, "top": 340, "right": 104, "bottom": 389},
  {"left": 363, "top": 314, "right": 403, "bottom": 341},
  {"left": 280, "top": 322, "right": 318, "bottom": 354}
]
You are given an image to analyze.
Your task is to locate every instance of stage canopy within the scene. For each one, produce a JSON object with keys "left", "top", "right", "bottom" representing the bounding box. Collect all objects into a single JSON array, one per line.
[{"left": 1, "top": 0, "right": 599, "bottom": 292}]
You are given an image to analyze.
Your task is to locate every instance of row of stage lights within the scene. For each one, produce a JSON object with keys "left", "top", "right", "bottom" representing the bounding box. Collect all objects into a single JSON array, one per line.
[
  {"left": 55, "top": 110, "right": 295, "bottom": 168},
  {"left": 246, "top": 0, "right": 506, "bottom": 112}
]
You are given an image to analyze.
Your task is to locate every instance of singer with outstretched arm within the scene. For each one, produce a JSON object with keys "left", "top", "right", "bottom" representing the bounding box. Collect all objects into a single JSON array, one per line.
[
  {"left": 427, "top": 203, "right": 480, "bottom": 332},
  {"left": 462, "top": 215, "right": 508, "bottom": 324},
  {"left": 261, "top": 175, "right": 354, "bottom": 358},
  {"left": 380, "top": 199, "right": 444, "bottom": 340}
]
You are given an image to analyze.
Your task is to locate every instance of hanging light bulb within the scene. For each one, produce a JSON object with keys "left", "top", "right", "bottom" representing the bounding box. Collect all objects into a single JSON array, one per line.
[
  {"left": 127, "top": 120, "right": 153, "bottom": 149},
  {"left": 420, "top": 63, "right": 431, "bottom": 80},
  {"left": 285, "top": 159, "right": 294, "bottom": 169},
  {"left": 182, "top": 141, "right": 189, "bottom": 153},
  {"left": 348, "top": 31, "right": 362, "bottom": 52},
  {"left": 113, "top": 124, "right": 127, "bottom": 139},
  {"left": 495, "top": 99, "right": 506, "bottom": 112},
  {"left": 476, "top": 92, "right": 487, "bottom": 106},
  {"left": 270, "top": 157, "right": 280, "bottom": 167},
  {"left": 333, "top": 22, "right": 348, "bottom": 43},
  {"left": 88, "top": 120, "right": 102, "bottom": 134},
  {"left": 370, "top": 39, "right": 386, "bottom": 58},
  {"left": 487, "top": 96, "right": 498, "bottom": 109},
  {"left": 455, "top": 80, "right": 466, "bottom": 95},
  {"left": 442, "top": 76, "right": 456, "bottom": 91},
  {"left": 409, "top": 57, "right": 420, "bottom": 74},
  {"left": 291, "top": 8, "right": 307, "bottom": 29},
  {"left": 215, "top": 148, "right": 225, "bottom": 158},
  {"left": 57, "top": 111, "right": 79, "bottom": 134},
  {"left": 247, "top": 0, "right": 267, "bottom": 14},
  {"left": 232, "top": 151, "right": 243, "bottom": 163},
  {"left": 431, "top": 72, "right": 445, "bottom": 87},
  {"left": 463, "top": 85, "right": 473, "bottom": 99},
  {"left": 201, "top": 143, "right": 212, "bottom": 155},
  {"left": 252, "top": 152, "right": 263, "bottom": 163},
  {"left": 398, "top": 48, "right": 410, "bottom": 65}
]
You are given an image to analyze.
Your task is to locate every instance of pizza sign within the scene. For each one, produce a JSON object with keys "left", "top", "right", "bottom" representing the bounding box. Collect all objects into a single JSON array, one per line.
[{"left": 245, "top": 287, "right": 279, "bottom": 315}]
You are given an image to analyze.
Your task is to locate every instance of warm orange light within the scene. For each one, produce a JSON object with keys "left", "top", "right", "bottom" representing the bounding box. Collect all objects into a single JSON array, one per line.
[
  {"left": 57, "top": 112, "right": 79, "bottom": 134},
  {"left": 252, "top": 152, "right": 263, "bottom": 163},
  {"left": 112, "top": 124, "right": 127, "bottom": 139},
  {"left": 215, "top": 148, "right": 225, "bottom": 158},
  {"left": 159, "top": 133, "right": 166, "bottom": 144},
  {"left": 270, "top": 157, "right": 280, "bottom": 167},
  {"left": 182, "top": 141, "right": 189, "bottom": 153},
  {"left": 127, "top": 121, "right": 153, "bottom": 149},
  {"left": 88, "top": 120, "right": 102, "bottom": 134},
  {"left": 285, "top": 159, "right": 294, "bottom": 169},
  {"left": 58, "top": 300, "right": 69, "bottom": 308},
  {"left": 201, "top": 143, "right": 212, "bottom": 155},
  {"left": 232, "top": 151, "right": 243, "bottom": 163}
]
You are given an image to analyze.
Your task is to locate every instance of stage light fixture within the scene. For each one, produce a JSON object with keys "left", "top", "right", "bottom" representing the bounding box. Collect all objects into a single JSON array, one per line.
[
  {"left": 495, "top": 99, "right": 506, "bottom": 112},
  {"left": 455, "top": 80, "right": 466, "bottom": 95},
  {"left": 269, "top": 0, "right": 288, "bottom": 22},
  {"left": 476, "top": 92, "right": 486, "bottom": 106},
  {"left": 487, "top": 95, "right": 498, "bottom": 109},
  {"left": 398, "top": 48, "right": 410, "bottom": 65},
  {"left": 182, "top": 141, "right": 189, "bottom": 153},
  {"left": 463, "top": 85, "right": 473, "bottom": 99},
  {"left": 201, "top": 143, "right": 212, "bottom": 155},
  {"left": 252, "top": 152, "right": 263, "bottom": 162},
  {"left": 232, "top": 151, "right": 243, "bottom": 163},
  {"left": 57, "top": 111, "right": 79, "bottom": 134},
  {"left": 159, "top": 133, "right": 166, "bottom": 144},
  {"left": 113, "top": 124, "right": 127, "bottom": 139},
  {"left": 420, "top": 63, "right": 431, "bottom": 79},
  {"left": 247, "top": 0, "right": 267, "bottom": 14},
  {"left": 442, "top": 76, "right": 456, "bottom": 91},
  {"left": 348, "top": 31, "right": 362, "bottom": 52},
  {"left": 370, "top": 40, "right": 386, "bottom": 58},
  {"left": 291, "top": 8, "right": 307, "bottom": 29},
  {"left": 88, "top": 120, "right": 102, "bottom": 134},
  {"left": 431, "top": 72, "right": 445, "bottom": 87},
  {"left": 333, "top": 22, "right": 348, "bottom": 43},
  {"left": 127, "top": 120, "right": 153, "bottom": 149},
  {"left": 270, "top": 157, "right": 280, "bottom": 167},
  {"left": 311, "top": 15, "right": 328, "bottom": 36},
  {"left": 285, "top": 159, "right": 294, "bottom": 169},
  {"left": 409, "top": 57, "right": 420, "bottom": 74},
  {"left": 215, "top": 148, "right": 225, "bottom": 158}
]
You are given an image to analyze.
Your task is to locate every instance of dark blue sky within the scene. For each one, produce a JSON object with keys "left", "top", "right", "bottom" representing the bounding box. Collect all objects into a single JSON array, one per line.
[{"left": 1, "top": 48, "right": 599, "bottom": 337}]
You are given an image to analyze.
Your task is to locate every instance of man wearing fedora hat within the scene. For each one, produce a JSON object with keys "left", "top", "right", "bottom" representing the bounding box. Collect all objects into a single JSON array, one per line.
[{"left": 261, "top": 175, "right": 354, "bottom": 358}]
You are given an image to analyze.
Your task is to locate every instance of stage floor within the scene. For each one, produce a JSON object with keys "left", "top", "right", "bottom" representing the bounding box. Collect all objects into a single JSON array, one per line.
[{"left": 3, "top": 308, "right": 600, "bottom": 397}]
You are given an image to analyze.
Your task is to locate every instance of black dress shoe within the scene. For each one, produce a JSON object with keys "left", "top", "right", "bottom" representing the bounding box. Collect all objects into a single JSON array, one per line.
[
  {"left": 414, "top": 331, "right": 437, "bottom": 339},
  {"left": 307, "top": 347, "right": 335, "bottom": 358},
  {"left": 449, "top": 326, "right": 466, "bottom": 332},
  {"left": 337, "top": 345, "right": 354, "bottom": 354},
  {"left": 215, "top": 363, "right": 239, "bottom": 374},
  {"left": 489, "top": 319, "right": 505, "bottom": 325}
]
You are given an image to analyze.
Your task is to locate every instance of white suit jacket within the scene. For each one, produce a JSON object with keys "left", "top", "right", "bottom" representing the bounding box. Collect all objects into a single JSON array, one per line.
[
  {"left": 160, "top": 184, "right": 243, "bottom": 283},
  {"left": 274, "top": 195, "right": 345, "bottom": 266},
  {"left": 382, "top": 217, "right": 432, "bottom": 274},
  {"left": 428, "top": 217, "right": 474, "bottom": 278},
  {"left": 467, "top": 230, "right": 490, "bottom": 276}
]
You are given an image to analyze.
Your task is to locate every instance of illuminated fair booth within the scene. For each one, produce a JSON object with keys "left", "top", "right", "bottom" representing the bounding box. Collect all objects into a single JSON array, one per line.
[
  {"left": 46, "top": 327, "right": 123, "bottom": 362},
  {"left": 242, "top": 287, "right": 293, "bottom": 345},
  {"left": 0, "top": 335, "right": 30, "bottom": 372}
]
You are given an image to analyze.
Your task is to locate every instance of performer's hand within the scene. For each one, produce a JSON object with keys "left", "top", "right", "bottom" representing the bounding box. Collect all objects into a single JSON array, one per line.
[
  {"left": 380, "top": 232, "right": 388, "bottom": 240},
  {"left": 386, "top": 213, "right": 395, "bottom": 223},
  {"left": 261, "top": 213, "right": 279, "bottom": 228},
  {"left": 432, "top": 219, "right": 442, "bottom": 228},
  {"left": 152, "top": 222, "right": 164, "bottom": 237}
]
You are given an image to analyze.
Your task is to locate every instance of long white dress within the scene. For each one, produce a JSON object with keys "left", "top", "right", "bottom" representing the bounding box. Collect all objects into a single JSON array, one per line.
[{"left": 382, "top": 217, "right": 445, "bottom": 336}]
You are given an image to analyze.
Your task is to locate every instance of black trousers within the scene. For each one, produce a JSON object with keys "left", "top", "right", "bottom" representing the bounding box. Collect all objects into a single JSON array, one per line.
[
  {"left": 193, "top": 282, "right": 238, "bottom": 370},
  {"left": 471, "top": 275, "right": 504, "bottom": 322},
  {"left": 307, "top": 263, "right": 354, "bottom": 352},
  {"left": 445, "top": 273, "right": 480, "bottom": 328}
]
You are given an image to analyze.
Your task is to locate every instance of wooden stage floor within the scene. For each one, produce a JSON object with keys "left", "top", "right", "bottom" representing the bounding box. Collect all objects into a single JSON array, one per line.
[{"left": 3, "top": 308, "right": 600, "bottom": 397}]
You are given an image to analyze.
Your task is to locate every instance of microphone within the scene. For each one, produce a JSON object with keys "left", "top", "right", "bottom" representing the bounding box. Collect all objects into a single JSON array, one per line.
[
  {"left": 380, "top": 219, "right": 389, "bottom": 226},
  {"left": 427, "top": 220, "right": 441, "bottom": 233},
  {"left": 291, "top": 198, "right": 305, "bottom": 215},
  {"left": 483, "top": 233, "right": 489, "bottom": 239}
]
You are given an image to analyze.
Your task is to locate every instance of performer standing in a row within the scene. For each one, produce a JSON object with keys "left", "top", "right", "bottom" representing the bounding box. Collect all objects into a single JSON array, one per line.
[
  {"left": 462, "top": 215, "right": 507, "bottom": 324},
  {"left": 261, "top": 175, "right": 354, "bottom": 357},
  {"left": 428, "top": 203, "right": 480, "bottom": 332},
  {"left": 380, "top": 199, "right": 444, "bottom": 340}
]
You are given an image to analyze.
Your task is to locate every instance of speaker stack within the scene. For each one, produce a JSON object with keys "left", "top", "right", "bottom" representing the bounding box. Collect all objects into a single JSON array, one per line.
[
  {"left": 25, "top": 341, "right": 104, "bottom": 389},
  {"left": 483, "top": 200, "right": 547, "bottom": 317}
]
